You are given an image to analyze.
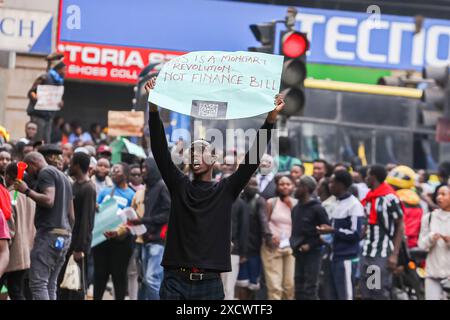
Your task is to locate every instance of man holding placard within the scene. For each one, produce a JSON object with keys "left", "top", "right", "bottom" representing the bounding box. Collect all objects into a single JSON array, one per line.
[
  {"left": 27, "top": 62, "right": 66, "bottom": 144},
  {"left": 145, "top": 50, "right": 285, "bottom": 300}
]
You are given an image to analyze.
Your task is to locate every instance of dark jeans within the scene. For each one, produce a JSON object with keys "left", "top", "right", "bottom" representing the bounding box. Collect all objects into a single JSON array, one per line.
[
  {"left": 319, "top": 255, "right": 334, "bottom": 300},
  {"left": 29, "top": 231, "right": 71, "bottom": 300},
  {"left": 359, "top": 255, "right": 392, "bottom": 300},
  {"left": 295, "top": 249, "right": 322, "bottom": 300},
  {"left": 330, "top": 258, "right": 357, "bottom": 300},
  {"left": 160, "top": 269, "right": 224, "bottom": 300},
  {"left": 0, "top": 269, "right": 28, "bottom": 300},
  {"left": 92, "top": 236, "right": 133, "bottom": 300},
  {"left": 57, "top": 250, "right": 87, "bottom": 300}
]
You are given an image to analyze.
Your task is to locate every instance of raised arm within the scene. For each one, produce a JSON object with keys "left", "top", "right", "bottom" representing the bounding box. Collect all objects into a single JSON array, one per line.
[
  {"left": 227, "top": 95, "right": 284, "bottom": 198},
  {"left": 145, "top": 78, "right": 185, "bottom": 191}
]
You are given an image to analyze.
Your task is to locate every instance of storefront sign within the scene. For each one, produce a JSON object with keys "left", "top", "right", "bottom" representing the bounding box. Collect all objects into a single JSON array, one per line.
[
  {"left": 58, "top": 0, "right": 450, "bottom": 84},
  {"left": 0, "top": 7, "right": 52, "bottom": 54},
  {"left": 57, "top": 41, "right": 183, "bottom": 83}
]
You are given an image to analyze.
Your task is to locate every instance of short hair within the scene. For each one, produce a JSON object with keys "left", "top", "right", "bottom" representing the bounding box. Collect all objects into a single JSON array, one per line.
[
  {"left": 438, "top": 161, "right": 450, "bottom": 180},
  {"left": 23, "top": 151, "right": 45, "bottom": 164},
  {"left": 25, "top": 121, "right": 38, "bottom": 128},
  {"left": 0, "top": 149, "right": 11, "bottom": 156},
  {"left": 299, "top": 175, "right": 317, "bottom": 194},
  {"left": 334, "top": 162, "right": 351, "bottom": 172},
  {"left": 97, "top": 157, "right": 111, "bottom": 166},
  {"left": 369, "top": 164, "right": 388, "bottom": 183},
  {"left": 129, "top": 164, "right": 141, "bottom": 172},
  {"left": 116, "top": 162, "right": 130, "bottom": 179},
  {"left": 357, "top": 166, "right": 368, "bottom": 179},
  {"left": 5, "top": 162, "right": 18, "bottom": 179},
  {"left": 190, "top": 139, "right": 216, "bottom": 156},
  {"left": 71, "top": 121, "right": 82, "bottom": 130},
  {"left": 72, "top": 152, "right": 91, "bottom": 174},
  {"left": 313, "top": 159, "right": 332, "bottom": 177},
  {"left": 274, "top": 173, "right": 294, "bottom": 185},
  {"left": 291, "top": 163, "right": 305, "bottom": 173},
  {"left": 333, "top": 170, "right": 353, "bottom": 189},
  {"left": 278, "top": 136, "right": 291, "bottom": 155}
]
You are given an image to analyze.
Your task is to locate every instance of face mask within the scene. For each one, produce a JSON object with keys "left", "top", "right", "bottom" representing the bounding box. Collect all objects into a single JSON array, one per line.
[{"left": 259, "top": 165, "right": 272, "bottom": 176}]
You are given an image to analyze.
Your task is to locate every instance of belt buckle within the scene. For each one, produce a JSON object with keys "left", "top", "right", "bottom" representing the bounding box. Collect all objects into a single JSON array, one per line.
[{"left": 189, "top": 273, "right": 203, "bottom": 281}]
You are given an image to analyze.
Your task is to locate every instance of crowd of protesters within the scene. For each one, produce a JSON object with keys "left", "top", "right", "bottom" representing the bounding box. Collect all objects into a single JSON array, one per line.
[
  {"left": 1, "top": 117, "right": 450, "bottom": 300},
  {"left": 1, "top": 67, "right": 450, "bottom": 300}
]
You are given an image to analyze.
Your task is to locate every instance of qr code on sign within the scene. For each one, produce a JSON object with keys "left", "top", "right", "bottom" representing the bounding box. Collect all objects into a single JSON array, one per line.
[{"left": 198, "top": 103, "right": 219, "bottom": 118}]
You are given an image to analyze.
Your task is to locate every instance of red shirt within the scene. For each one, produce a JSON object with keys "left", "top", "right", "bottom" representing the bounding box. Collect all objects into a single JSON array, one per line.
[
  {"left": 0, "top": 208, "right": 10, "bottom": 240},
  {"left": 0, "top": 184, "right": 11, "bottom": 220}
]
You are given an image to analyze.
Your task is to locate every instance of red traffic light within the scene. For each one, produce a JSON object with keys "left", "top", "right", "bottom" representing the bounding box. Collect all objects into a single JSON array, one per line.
[{"left": 281, "top": 31, "right": 309, "bottom": 58}]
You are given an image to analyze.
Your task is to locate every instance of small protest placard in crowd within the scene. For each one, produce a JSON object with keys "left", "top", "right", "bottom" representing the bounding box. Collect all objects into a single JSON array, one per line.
[
  {"left": 148, "top": 51, "right": 283, "bottom": 119},
  {"left": 91, "top": 198, "right": 122, "bottom": 248},
  {"left": 35, "top": 85, "right": 64, "bottom": 111},
  {"left": 108, "top": 111, "right": 144, "bottom": 137}
]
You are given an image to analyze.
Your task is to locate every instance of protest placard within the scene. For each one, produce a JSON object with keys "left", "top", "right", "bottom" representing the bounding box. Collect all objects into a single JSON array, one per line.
[
  {"left": 148, "top": 51, "right": 283, "bottom": 119},
  {"left": 91, "top": 198, "right": 122, "bottom": 248},
  {"left": 34, "top": 85, "right": 64, "bottom": 111},
  {"left": 108, "top": 111, "right": 144, "bottom": 137},
  {"left": 119, "top": 207, "right": 146, "bottom": 236}
]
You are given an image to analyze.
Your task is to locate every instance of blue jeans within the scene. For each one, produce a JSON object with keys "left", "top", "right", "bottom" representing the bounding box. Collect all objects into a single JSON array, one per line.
[
  {"left": 138, "top": 243, "right": 164, "bottom": 300},
  {"left": 29, "top": 231, "right": 71, "bottom": 300}
]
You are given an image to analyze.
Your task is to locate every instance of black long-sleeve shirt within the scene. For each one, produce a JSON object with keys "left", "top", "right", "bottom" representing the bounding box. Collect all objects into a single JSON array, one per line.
[
  {"left": 149, "top": 111, "right": 273, "bottom": 272},
  {"left": 71, "top": 180, "right": 96, "bottom": 253}
]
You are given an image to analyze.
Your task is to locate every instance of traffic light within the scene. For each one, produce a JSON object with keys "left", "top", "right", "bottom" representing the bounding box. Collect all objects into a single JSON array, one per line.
[
  {"left": 421, "top": 65, "right": 450, "bottom": 125},
  {"left": 249, "top": 23, "right": 275, "bottom": 54},
  {"left": 279, "top": 31, "right": 309, "bottom": 117}
]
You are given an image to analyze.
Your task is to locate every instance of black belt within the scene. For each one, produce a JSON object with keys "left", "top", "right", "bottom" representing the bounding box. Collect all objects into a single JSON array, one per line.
[{"left": 167, "top": 267, "right": 220, "bottom": 281}]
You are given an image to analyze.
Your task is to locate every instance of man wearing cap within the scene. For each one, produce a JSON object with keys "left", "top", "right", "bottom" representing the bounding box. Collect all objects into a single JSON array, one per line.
[
  {"left": 97, "top": 145, "right": 112, "bottom": 162},
  {"left": 145, "top": 77, "right": 284, "bottom": 300},
  {"left": 38, "top": 144, "right": 64, "bottom": 172},
  {"left": 27, "top": 61, "right": 67, "bottom": 143}
]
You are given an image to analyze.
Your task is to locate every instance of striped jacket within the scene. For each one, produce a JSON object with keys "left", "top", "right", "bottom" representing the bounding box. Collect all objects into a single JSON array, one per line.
[{"left": 362, "top": 193, "right": 404, "bottom": 258}]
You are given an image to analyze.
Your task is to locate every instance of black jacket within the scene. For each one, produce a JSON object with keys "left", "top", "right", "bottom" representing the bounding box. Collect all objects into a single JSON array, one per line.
[
  {"left": 241, "top": 193, "right": 272, "bottom": 257},
  {"left": 141, "top": 158, "right": 171, "bottom": 244},
  {"left": 230, "top": 197, "right": 248, "bottom": 256},
  {"left": 290, "top": 199, "right": 330, "bottom": 255},
  {"left": 260, "top": 179, "right": 277, "bottom": 200}
]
